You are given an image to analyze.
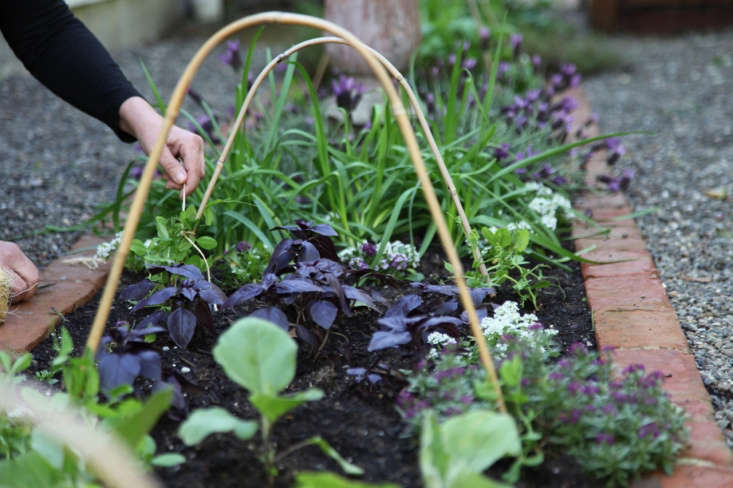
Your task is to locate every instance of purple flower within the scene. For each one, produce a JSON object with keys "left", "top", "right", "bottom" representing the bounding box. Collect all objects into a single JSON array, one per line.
[
  {"left": 129, "top": 166, "right": 143, "bottom": 180},
  {"left": 531, "top": 54, "right": 542, "bottom": 71},
  {"left": 448, "top": 53, "right": 457, "bottom": 66},
  {"left": 361, "top": 241, "right": 377, "bottom": 257},
  {"left": 567, "top": 381, "right": 583, "bottom": 395},
  {"left": 332, "top": 74, "right": 364, "bottom": 113},
  {"left": 462, "top": 58, "right": 477, "bottom": 70},
  {"left": 218, "top": 40, "right": 242, "bottom": 71},
  {"left": 529, "top": 322, "right": 544, "bottom": 331},
  {"left": 514, "top": 114, "right": 528, "bottom": 132},
  {"left": 188, "top": 114, "right": 219, "bottom": 143},
  {"left": 601, "top": 404, "right": 617, "bottom": 415},
  {"left": 622, "top": 363, "right": 645, "bottom": 375},
  {"left": 494, "top": 143, "right": 511, "bottom": 161},
  {"left": 638, "top": 422, "right": 660, "bottom": 439},
  {"left": 557, "top": 359, "right": 572, "bottom": 369},
  {"left": 552, "top": 175, "right": 568, "bottom": 185},
  {"left": 480, "top": 26, "right": 491, "bottom": 50},
  {"left": 595, "top": 432, "right": 615, "bottom": 445},
  {"left": 497, "top": 61, "right": 510, "bottom": 79},
  {"left": 510, "top": 33, "right": 523, "bottom": 58},
  {"left": 582, "top": 383, "right": 600, "bottom": 396},
  {"left": 460, "top": 394, "right": 474, "bottom": 405},
  {"left": 548, "top": 371, "right": 565, "bottom": 381},
  {"left": 236, "top": 241, "right": 250, "bottom": 253},
  {"left": 569, "top": 342, "right": 587, "bottom": 355}
]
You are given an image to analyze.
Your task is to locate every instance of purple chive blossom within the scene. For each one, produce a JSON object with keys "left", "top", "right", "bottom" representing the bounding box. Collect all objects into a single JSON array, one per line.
[
  {"left": 448, "top": 53, "right": 457, "bottom": 66},
  {"left": 236, "top": 241, "right": 250, "bottom": 253},
  {"left": 595, "top": 432, "right": 615, "bottom": 445},
  {"left": 462, "top": 58, "right": 477, "bottom": 70},
  {"left": 532, "top": 54, "right": 541, "bottom": 71},
  {"left": 570, "top": 74, "right": 582, "bottom": 87},
  {"left": 619, "top": 169, "right": 635, "bottom": 190},
  {"left": 129, "top": 166, "right": 143, "bottom": 180},
  {"left": 638, "top": 422, "right": 660, "bottom": 439},
  {"left": 480, "top": 26, "right": 491, "bottom": 50},
  {"left": 552, "top": 175, "right": 568, "bottom": 185},
  {"left": 514, "top": 114, "right": 528, "bottom": 132},
  {"left": 510, "top": 33, "right": 523, "bottom": 58},
  {"left": 332, "top": 74, "right": 364, "bottom": 113},
  {"left": 607, "top": 141, "right": 627, "bottom": 165},
  {"left": 550, "top": 73, "right": 564, "bottom": 89},
  {"left": 218, "top": 40, "right": 242, "bottom": 71},
  {"left": 361, "top": 241, "right": 377, "bottom": 257},
  {"left": 494, "top": 143, "right": 511, "bottom": 161},
  {"left": 497, "top": 61, "right": 510, "bottom": 79}
]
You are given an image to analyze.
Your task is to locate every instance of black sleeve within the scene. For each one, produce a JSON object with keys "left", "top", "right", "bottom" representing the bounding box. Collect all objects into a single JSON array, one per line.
[{"left": 0, "top": 0, "right": 143, "bottom": 141}]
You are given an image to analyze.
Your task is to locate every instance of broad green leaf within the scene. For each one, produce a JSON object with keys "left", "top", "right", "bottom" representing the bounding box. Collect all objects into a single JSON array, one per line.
[
  {"left": 249, "top": 389, "right": 323, "bottom": 424},
  {"left": 499, "top": 356, "right": 523, "bottom": 388},
  {"left": 0, "top": 451, "right": 62, "bottom": 488},
  {"left": 30, "top": 430, "right": 64, "bottom": 470},
  {"left": 305, "top": 436, "right": 363, "bottom": 476},
  {"left": 213, "top": 317, "right": 297, "bottom": 396},
  {"left": 196, "top": 236, "right": 217, "bottom": 250},
  {"left": 419, "top": 410, "right": 448, "bottom": 488},
  {"left": 178, "top": 407, "right": 258, "bottom": 446},
  {"left": 295, "top": 472, "right": 399, "bottom": 488},
  {"left": 151, "top": 453, "right": 186, "bottom": 467},
  {"left": 450, "top": 472, "right": 512, "bottom": 488},
  {"left": 113, "top": 388, "right": 172, "bottom": 449},
  {"left": 441, "top": 410, "right": 521, "bottom": 481}
]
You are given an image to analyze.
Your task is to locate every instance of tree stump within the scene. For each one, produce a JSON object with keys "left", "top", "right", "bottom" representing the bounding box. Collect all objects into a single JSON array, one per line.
[{"left": 324, "top": 0, "right": 421, "bottom": 75}]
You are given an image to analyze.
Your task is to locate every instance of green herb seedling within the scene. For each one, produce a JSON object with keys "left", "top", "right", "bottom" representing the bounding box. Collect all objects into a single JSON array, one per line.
[
  {"left": 419, "top": 409, "right": 521, "bottom": 488},
  {"left": 179, "top": 317, "right": 362, "bottom": 486}
]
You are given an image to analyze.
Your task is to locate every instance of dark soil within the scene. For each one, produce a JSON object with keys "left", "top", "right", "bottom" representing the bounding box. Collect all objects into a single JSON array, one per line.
[{"left": 30, "top": 252, "right": 595, "bottom": 488}]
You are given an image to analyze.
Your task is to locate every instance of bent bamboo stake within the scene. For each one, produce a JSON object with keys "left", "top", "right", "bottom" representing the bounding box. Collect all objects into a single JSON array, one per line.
[
  {"left": 88, "top": 12, "right": 505, "bottom": 413},
  {"left": 0, "top": 381, "right": 162, "bottom": 488},
  {"left": 195, "top": 35, "right": 488, "bottom": 277}
]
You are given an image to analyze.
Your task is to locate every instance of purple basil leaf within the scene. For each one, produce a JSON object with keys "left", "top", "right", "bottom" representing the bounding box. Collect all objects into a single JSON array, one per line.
[
  {"left": 300, "top": 241, "right": 320, "bottom": 262},
  {"left": 460, "top": 307, "right": 488, "bottom": 323},
  {"left": 153, "top": 376, "right": 188, "bottom": 414},
  {"left": 137, "top": 310, "right": 169, "bottom": 330},
  {"left": 346, "top": 367, "right": 366, "bottom": 382},
  {"left": 433, "top": 298, "right": 459, "bottom": 315},
  {"left": 470, "top": 287, "right": 496, "bottom": 305},
  {"left": 421, "top": 316, "right": 465, "bottom": 329},
  {"left": 181, "top": 286, "right": 197, "bottom": 301},
  {"left": 343, "top": 285, "right": 378, "bottom": 310},
  {"left": 309, "top": 300, "right": 338, "bottom": 329},
  {"left": 98, "top": 353, "right": 140, "bottom": 391},
  {"left": 377, "top": 314, "right": 425, "bottom": 332},
  {"left": 131, "top": 287, "right": 178, "bottom": 312},
  {"left": 310, "top": 223, "right": 338, "bottom": 236},
  {"left": 265, "top": 238, "right": 296, "bottom": 275},
  {"left": 411, "top": 283, "right": 457, "bottom": 296},
  {"left": 250, "top": 307, "right": 290, "bottom": 330},
  {"left": 315, "top": 259, "right": 344, "bottom": 277},
  {"left": 296, "top": 324, "right": 317, "bottom": 345},
  {"left": 195, "top": 281, "right": 227, "bottom": 305},
  {"left": 194, "top": 299, "right": 214, "bottom": 332},
  {"left": 223, "top": 283, "right": 264, "bottom": 307},
  {"left": 325, "top": 274, "right": 350, "bottom": 316},
  {"left": 275, "top": 278, "right": 323, "bottom": 294},
  {"left": 129, "top": 324, "right": 166, "bottom": 341},
  {"left": 159, "top": 264, "right": 204, "bottom": 280},
  {"left": 368, "top": 330, "right": 412, "bottom": 351},
  {"left": 384, "top": 294, "right": 422, "bottom": 317},
  {"left": 138, "top": 350, "right": 162, "bottom": 381},
  {"left": 167, "top": 307, "right": 197, "bottom": 348},
  {"left": 367, "top": 374, "right": 382, "bottom": 384},
  {"left": 119, "top": 279, "right": 156, "bottom": 301},
  {"left": 262, "top": 273, "right": 278, "bottom": 289},
  {"left": 370, "top": 289, "right": 389, "bottom": 306}
]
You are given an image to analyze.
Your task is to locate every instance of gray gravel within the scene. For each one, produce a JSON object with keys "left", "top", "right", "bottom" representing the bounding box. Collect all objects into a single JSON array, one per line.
[{"left": 584, "top": 29, "right": 733, "bottom": 449}]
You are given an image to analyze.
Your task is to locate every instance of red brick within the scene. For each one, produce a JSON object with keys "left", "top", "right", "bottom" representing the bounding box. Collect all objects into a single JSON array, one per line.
[
  {"left": 0, "top": 235, "right": 111, "bottom": 352},
  {"left": 644, "top": 465, "right": 733, "bottom": 488},
  {"left": 587, "top": 206, "right": 634, "bottom": 222},
  {"left": 594, "top": 309, "right": 688, "bottom": 353},
  {"left": 611, "top": 350, "right": 712, "bottom": 406},
  {"left": 683, "top": 419, "right": 733, "bottom": 466},
  {"left": 581, "top": 250, "right": 657, "bottom": 278},
  {"left": 576, "top": 236, "right": 648, "bottom": 253},
  {"left": 585, "top": 274, "right": 671, "bottom": 312},
  {"left": 574, "top": 192, "right": 629, "bottom": 210}
]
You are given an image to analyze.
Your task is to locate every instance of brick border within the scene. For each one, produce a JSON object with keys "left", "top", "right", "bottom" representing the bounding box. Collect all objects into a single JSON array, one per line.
[
  {"left": 2, "top": 86, "right": 731, "bottom": 485},
  {"left": 568, "top": 86, "right": 733, "bottom": 486},
  {"left": 0, "top": 235, "right": 110, "bottom": 352}
]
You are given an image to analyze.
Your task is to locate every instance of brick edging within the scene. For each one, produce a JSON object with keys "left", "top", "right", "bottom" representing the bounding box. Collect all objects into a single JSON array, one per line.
[
  {"left": 568, "top": 86, "right": 733, "bottom": 486},
  {"left": 0, "top": 235, "right": 110, "bottom": 352}
]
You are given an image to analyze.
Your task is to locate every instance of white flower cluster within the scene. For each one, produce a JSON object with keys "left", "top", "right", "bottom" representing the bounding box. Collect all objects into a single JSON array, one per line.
[
  {"left": 524, "top": 182, "right": 571, "bottom": 231},
  {"left": 480, "top": 300, "right": 557, "bottom": 340},
  {"left": 95, "top": 232, "right": 122, "bottom": 260},
  {"left": 338, "top": 240, "right": 420, "bottom": 273},
  {"left": 425, "top": 331, "right": 457, "bottom": 359}
]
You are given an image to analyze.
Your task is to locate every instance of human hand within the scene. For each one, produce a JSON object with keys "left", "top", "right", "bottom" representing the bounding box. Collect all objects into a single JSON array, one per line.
[
  {"left": 119, "top": 96, "right": 205, "bottom": 196},
  {"left": 0, "top": 241, "right": 40, "bottom": 303}
]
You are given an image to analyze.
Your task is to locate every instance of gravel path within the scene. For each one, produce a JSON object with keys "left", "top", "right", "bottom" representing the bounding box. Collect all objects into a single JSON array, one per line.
[{"left": 584, "top": 29, "right": 733, "bottom": 448}]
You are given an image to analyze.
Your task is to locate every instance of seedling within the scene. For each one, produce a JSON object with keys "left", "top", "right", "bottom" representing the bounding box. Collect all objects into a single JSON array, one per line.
[{"left": 179, "top": 317, "right": 362, "bottom": 486}]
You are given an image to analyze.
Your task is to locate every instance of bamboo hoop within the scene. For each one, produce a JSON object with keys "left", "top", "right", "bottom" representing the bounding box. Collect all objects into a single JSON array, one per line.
[
  {"left": 0, "top": 381, "right": 162, "bottom": 488},
  {"left": 195, "top": 35, "right": 488, "bottom": 277},
  {"left": 87, "top": 12, "right": 504, "bottom": 413}
]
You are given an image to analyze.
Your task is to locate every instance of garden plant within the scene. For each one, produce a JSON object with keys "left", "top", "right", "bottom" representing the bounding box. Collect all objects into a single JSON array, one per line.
[{"left": 0, "top": 5, "right": 688, "bottom": 488}]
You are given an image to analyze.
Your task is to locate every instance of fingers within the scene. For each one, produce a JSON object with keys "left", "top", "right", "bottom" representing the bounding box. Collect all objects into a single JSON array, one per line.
[
  {"left": 172, "top": 128, "right": 205, "bottom": 196},
  {"left": 0, "top": 241, "right": 40, "bottom": 303}
]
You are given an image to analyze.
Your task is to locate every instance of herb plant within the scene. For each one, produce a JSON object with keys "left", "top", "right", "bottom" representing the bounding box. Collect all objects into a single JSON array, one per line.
[{"left": 179, "top": 317, "right": 362, "bottom": 486}]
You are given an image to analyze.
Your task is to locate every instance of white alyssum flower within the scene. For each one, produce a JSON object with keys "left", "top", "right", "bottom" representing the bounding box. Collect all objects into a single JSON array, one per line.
[
  {"left": 338, "top": 240, "right": 420, "bottom": 273},
  {"left": 506, "top": 221, "right": 532, "bottom": 232},
  {"left": 426, "top": 331, "right": 457, "bottom": 359},
  {"left": 525, "top": 183, "right": 572, "bottom": 231},
  {"left": 95, "top": 232, "right": 123, "bottom": 260}
]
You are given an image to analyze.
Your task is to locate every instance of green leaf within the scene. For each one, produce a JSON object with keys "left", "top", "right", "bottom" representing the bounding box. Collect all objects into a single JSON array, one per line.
[
  {"left": 420, "top": 410, "right": 448, "bottom": 488},
  {"left": 305, "top": 436, "right": 363, "bottom": 476},
  {"left": 450, "top": 472, "right": 512, "bottom": 488},
  {"left": 196, "top": 236, "right": 218, "bottom": 250},
  {"left": 113, "top": 388, "right": 172, "bottom": 449},
  {"left": 294, "top": 472, "right": 399, "bottom": 488},
  {"left": 213, "top": 317, "right": 297, "bottom": 396},
  {"left": 151, "top": 453, "right": 186, "bottom": 467},
  {"left": 178, "top": 407, "right": 258, "bottom": 446},
  {"left": 441, "top": 410, "right": 521, "bottom": 481},
  {"left": 249, "top": 389, "right": 323, "bottom": 425},
  {"left": 499, "top": 356, "right": 523, "bottom": 388}
]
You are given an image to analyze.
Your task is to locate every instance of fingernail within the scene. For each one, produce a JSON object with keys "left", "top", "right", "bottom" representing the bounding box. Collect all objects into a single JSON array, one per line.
[{"left": 175, "top": 169, "right": 186, "bottom": 184}]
